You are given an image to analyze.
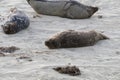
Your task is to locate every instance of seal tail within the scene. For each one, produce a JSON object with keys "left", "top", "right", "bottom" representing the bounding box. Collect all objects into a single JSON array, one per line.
[{"left": 99, "top": 33, "right": 109, "bottom": 40}]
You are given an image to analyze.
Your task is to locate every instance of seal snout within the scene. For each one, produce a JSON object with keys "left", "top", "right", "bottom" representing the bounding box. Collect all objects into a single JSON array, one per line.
[
  {"left": 45, "top": 39, "right": 55, "bottom": 49},
  {"left": 45, "top": 39, "right": 59, "bottom": 49},
  {"left": 45, "top": 40, "right": 50, "bottom": 46},
  {"left": 92, "top": 7, "right": 99, "bottom": 13},
  {"left": 2, "top": 24, "right": 10, "bottom": 32},
  {"left": 3, "top": 26, "right": 8, "bottom": 32},
  {"left": 2, "top": 22, "right": 16, "bottom": 34}
]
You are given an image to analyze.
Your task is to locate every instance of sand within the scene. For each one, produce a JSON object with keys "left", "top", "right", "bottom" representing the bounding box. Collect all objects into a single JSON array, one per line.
[{"left": 0, "top": 0, "right": 120, "bottom": 80}]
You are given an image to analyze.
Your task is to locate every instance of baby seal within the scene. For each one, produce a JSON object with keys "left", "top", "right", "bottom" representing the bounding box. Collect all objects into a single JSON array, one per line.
[
  {"left": 1, "top": 8, "right": 30, "bottom": 34},
  {"left": 26, "top": 0, "right": 98, "bottom": 19},
  {"left": 45, "top": 30, "right": 109, "bottom": 49}
]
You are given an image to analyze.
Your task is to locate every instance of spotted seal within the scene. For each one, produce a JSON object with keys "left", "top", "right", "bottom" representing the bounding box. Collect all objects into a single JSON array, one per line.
[
  {"left": 26, "top": 0, "right": 98, "bottom": 19},
  {"left": 45, "top": 30, "right": 109, "bottom": 49},
  {"left": 1, "top": 8, "right": 30, "bottom": 34}
]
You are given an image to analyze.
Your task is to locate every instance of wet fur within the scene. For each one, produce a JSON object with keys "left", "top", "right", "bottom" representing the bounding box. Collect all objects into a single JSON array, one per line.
[{"left": 45, "top": 30, "right": 109, "bottom": 49}]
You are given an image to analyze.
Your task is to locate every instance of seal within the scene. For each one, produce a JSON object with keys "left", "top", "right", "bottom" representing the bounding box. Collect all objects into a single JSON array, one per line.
[
  {"left": 26, "top": 0, "right": 98, "bottom": 19},
  {"left": 45, "top": 30, "right": 109, "bottom": 49},
  {"left": 1, "top": 8, "right": 30, "bottom": 34}
]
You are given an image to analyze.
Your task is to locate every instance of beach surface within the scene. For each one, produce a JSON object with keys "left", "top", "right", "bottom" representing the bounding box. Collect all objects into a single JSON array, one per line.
[{"left": 0, "top": 0, "right": 120, "bottom": 80}]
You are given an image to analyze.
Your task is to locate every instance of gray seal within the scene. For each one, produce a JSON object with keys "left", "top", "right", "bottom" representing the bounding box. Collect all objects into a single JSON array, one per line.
[
  {"left": 26, "top": 0, "right": 98, "bottom": 19},
  {"left": 1, "top": 8, "right": 30, "bottom": 34},
  {"left": 45, "top": 30, "right": 109, "bottom": 49}
]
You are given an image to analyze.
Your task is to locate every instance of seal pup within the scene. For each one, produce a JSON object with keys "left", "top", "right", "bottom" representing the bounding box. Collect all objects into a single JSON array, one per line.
[
  {"left": 45, "top": 30, "right": 109, "bottom": 49},
  {"left": 1, "top": 8, "right": 30, "bottom": 34},
  {"left": 26, "top": 0, "right": 98, "bottom": 19}
]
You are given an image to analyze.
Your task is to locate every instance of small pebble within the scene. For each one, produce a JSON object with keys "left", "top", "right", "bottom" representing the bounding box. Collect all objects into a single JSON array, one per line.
[{"left": 98, "top": 15, "right": 103, "bottom": 19}]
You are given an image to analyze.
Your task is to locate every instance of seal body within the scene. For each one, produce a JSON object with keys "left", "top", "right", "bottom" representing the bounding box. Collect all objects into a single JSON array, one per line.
[
  {"left": 45, "top": 30, "right": 109, "bottom": 49},
  {"left": 1, "top": 8, "right": 30, "bottom": 34},
  {"left": 27, "top": 0, "right": 98, "bottom": 19}
]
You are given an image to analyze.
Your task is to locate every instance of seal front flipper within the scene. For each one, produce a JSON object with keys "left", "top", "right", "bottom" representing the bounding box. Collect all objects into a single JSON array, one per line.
[{"left": 99, "top": 33, "right": 109, "bottom": 40}]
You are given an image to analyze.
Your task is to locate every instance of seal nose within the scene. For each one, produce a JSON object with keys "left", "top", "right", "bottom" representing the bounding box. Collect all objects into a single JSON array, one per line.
[
  {"left": 45, "top": 40, "right": 50, "bottom": 46},
  {"left": 93, "top": 7, "right": 99, "bottom": 13},
  {"left": 3, "top": 25, "right": 9, "bottom": 31}
]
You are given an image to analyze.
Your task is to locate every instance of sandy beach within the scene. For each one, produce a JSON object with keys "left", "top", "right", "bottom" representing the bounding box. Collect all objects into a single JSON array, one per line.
[{"left": 0, "top": 0, "right": 120, "bottom": 80}]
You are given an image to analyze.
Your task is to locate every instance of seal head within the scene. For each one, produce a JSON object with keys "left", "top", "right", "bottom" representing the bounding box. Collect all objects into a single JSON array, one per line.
[
  {"left": 91, "top": 7, "right": 98, "bottom": 15},
  {"left": 1, "top": 22, "right": 17, "bottom": 34},
  {"left": 45, "top": 39, "right": 60, "bottom": 49}
]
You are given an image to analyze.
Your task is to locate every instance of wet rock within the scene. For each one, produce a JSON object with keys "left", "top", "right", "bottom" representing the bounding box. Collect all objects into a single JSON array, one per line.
[
  {"left": 53, "top": 66, "right": 81, "bottom": 76},
  {"left": 0, "top": 46, "right": 20, "bottom": 53},
  {"left": 16, "top": 56, "right": 32, "bottom": 62}
]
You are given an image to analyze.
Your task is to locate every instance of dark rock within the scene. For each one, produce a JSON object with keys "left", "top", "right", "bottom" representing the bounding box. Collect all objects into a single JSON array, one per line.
[{"left": 53, "top": 66, "right": 81, "bottom": 76}]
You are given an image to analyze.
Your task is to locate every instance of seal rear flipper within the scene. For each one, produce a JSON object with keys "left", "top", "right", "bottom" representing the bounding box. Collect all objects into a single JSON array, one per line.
[{"left": 99, "top": 33, "right": 109, "bottom": 40}]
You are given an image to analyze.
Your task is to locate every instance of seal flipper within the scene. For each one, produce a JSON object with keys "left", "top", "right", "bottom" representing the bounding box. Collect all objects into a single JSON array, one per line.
[{"left": 99, "top": 33, "right": 109, "bottom": 40}]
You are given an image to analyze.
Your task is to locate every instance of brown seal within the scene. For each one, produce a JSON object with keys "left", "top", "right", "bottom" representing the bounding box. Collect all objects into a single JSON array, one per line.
[{"left": 45, "top": 30, "right": 109, "bottom": 49}]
